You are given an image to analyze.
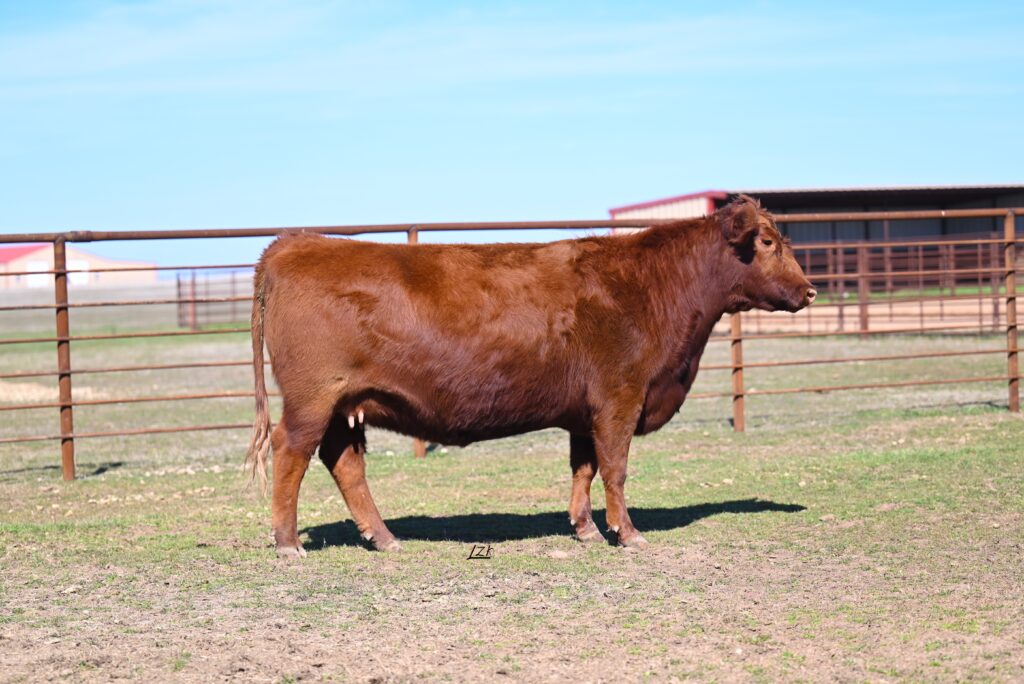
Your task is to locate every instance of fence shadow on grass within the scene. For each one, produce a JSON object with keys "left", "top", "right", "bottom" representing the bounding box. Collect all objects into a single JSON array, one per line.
[
  {"left": 300, "top": 498, "right": 805, "bottom": 549},
  {"left": 0, "top": 460, "right": 124, "bottom": 482}
]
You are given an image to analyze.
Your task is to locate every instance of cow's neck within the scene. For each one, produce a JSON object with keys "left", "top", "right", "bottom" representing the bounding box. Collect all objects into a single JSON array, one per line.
[
  {"left": 641, "top": 218, "right": 736, "bottom": 359},
  {"left": 630, "top": 219, "right": 740, "bottom": 432}
]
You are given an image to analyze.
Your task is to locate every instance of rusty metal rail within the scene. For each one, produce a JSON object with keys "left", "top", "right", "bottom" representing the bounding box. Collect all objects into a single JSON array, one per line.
[
  {"left": 0, "top": 423, "right": 253, "bottom": 445},
  {"left": 0, "top": 390, "right": 282, "bottom": 413},
  {"left": 699, "top": 347, "right": 1008, "bottom": 370},
  {"left": 0, "top": 328, "right": 250, "bottom": 346},
  {"left": 0, "top": 295, "right": 250, "bottom": 312},
  {"left": 0, "top": 359, "right": 258, "bottom": 380},
  {"left": 0, "top": 210, "right": 1019, "bottom": 479}
]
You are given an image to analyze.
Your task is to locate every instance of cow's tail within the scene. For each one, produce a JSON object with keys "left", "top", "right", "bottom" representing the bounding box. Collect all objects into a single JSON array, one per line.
[{"left": 245, "top": 261, "right": 271, "bottom": 495}]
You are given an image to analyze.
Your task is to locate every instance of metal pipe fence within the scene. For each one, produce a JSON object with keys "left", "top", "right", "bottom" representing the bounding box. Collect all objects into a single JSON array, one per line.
[{"left": 0, "top": 210, "right": 1019, "bottom": 480}]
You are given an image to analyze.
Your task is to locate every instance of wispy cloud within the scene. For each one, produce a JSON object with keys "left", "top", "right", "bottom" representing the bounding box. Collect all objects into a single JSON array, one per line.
[
  {"left": 1, "top": 1, "right": 1022, "bottom": 102},
  {"left": 0, "top": 0, "right": 324, "bottom": 77}
]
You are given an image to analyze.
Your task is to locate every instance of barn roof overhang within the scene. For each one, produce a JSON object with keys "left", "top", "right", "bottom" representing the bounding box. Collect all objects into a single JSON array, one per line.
[{"left": 610, "top": 184, "right": 1024, "bottom": 216}]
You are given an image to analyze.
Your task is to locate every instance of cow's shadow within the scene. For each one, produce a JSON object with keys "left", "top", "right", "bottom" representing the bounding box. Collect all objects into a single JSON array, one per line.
[{"left": 300, "top": 498, "right": 805, "bottom": 549}]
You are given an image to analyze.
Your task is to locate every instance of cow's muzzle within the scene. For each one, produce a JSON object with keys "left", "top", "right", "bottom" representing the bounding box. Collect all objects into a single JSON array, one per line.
[{"left": 781, "top": 285, "right": 816, "bottom": 312}]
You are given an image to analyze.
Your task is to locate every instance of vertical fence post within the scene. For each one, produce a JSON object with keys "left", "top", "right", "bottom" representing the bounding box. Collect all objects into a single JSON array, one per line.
[
  {"left": 836, "top": 247, "right": 846, "bottom": 331},
  {"left": 938, "top": 245, "right": 947, "bottom": 320},
  {"left": 991, "top": 241, "right": 1001, "bottom": 331},
  {"left": 230, "top": 271, "right": 238, "bottom": 322},
  {"left": 1005, "top": 212, "right": 1019, "bottom": 413},
  {"left": 937, "top": 245, "right": 946, "bottom": 321},
  {"left": 948, "top": 243, "right": 957, "bottom": 298},
  {"left": 203, "top": 272, "right": 210, "bottom": 327},
  {"left": 188, "top": 271, "right": 197, "bottom": 331},
  {"left": 917, "top": 246, "right": 925, "bottom": 333},
  {"left": 883, "top": 220, "right": 893, "bottom": 322},
  {"left": 730, "top": 313, "right": 745, "bottom": 432},
  {"left": 407, "top": 227, "right": 429, "bottom": 458},
  {"left": 826, "top": 247, "right": 836, "bottom": 313},
  {"left": 857, "top": 245, "right": 869, "bottom": 335},
  {"left": 176, "top": 273, "right": 183, "bottom": 327},
  {"left": 804, "top": 250, "right": 813, "bottom": 333},
  {"left": 53, "top": 239, "right": 75, "bottom": 481},
  {"left": 976, "top": 243, "right": 984, "bottom": 330}
]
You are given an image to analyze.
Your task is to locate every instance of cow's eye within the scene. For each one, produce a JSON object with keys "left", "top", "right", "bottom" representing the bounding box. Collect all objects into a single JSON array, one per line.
[{"left": 761, "top": 238, "right": 773, "bottom": 247}]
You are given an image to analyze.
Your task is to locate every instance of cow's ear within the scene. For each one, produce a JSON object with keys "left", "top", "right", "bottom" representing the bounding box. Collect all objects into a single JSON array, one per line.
[{"left": 720, "top": 198, "right": 759, "bottom": 248}]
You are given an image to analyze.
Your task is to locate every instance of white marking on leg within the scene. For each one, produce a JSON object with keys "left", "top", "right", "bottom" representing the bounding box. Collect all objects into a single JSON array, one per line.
[{"left": 610, "top": 525, "right": 620, "bottom": 533}]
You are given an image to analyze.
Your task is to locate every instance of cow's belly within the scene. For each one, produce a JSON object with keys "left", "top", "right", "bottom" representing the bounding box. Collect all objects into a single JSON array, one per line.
[
  {"left": 359, "top": 383, "right": 581, "bottom": 445},
  {"left": 345, "top": 333, "right": 586, "bottom": 445}
]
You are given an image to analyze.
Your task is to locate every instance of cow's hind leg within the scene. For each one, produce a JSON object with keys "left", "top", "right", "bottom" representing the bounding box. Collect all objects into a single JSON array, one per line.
[
  {"left": 568, "top": 433, "right": 604, "bottom": 542},
  {"left": 271, "top": 407, "right": 331, "bottom": 558},
  {"left": 319, "top": 415, "right": 401, "bottom": 552}
]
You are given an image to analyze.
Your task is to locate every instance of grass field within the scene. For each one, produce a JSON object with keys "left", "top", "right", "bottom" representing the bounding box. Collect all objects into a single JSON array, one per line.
[{"left": 1, "top": 330, "right": 1022, "bottom": 682}]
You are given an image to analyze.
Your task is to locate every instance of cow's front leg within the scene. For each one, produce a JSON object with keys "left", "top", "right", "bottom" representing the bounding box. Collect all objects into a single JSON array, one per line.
[
  {"left": 593, "top": 403, "right": 648, "bottom": 550},
  {"left": 568, "top": 433, "right": 604, "bottom": 542}
]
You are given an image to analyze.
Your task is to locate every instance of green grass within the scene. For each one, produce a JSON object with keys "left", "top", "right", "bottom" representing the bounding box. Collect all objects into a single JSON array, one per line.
[{"left": 0, "top": 331, "right": 1022, "bottom": 681}]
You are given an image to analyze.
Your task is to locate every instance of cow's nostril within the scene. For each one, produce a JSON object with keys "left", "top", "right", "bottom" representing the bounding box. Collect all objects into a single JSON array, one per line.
[{"left": 806, "top": 288, "right": 817, "bottom": 303}]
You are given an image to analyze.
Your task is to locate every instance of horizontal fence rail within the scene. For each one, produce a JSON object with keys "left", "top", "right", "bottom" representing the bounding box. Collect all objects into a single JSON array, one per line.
[{"left": 0, "top": 210, "right": 1019, "bottom": 480}]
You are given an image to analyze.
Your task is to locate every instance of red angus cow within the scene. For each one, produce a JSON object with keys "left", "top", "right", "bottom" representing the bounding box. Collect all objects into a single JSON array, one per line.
[{"left": 246, "top": 196, "right": 815, "bottom": 556}]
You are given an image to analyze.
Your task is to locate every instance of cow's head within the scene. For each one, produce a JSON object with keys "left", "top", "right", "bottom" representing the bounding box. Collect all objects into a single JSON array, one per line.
[{"left": 717, "top": 195, "right": 816, "bottom": 313}]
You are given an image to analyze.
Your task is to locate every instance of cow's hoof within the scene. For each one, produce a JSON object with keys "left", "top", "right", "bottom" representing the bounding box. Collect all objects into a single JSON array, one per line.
[
  {"left": 372, "top": 537, "right": 402, "bottom": 552},
  {"left": 618, "top": 533, "right": 649, "bottom": 551},
  {"left": 575, "top": 521, "right": 605, "bottom": 543},
  {"left": 276, "top": 543, "right": 307, "bottom": 559}
]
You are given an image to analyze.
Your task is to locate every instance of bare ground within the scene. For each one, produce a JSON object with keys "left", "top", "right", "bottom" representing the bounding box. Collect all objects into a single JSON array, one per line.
[
  {"left": 2, "top": 408, "right": 1023, "bottom": 683},
  {"left": 1, "top": 331, "right": 1022, "bottom": 682}
]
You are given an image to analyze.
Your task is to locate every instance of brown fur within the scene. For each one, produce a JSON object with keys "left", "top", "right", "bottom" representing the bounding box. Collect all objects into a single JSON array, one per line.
[{"left": 246, "top": 196, "right": 814, "bottom": 554}]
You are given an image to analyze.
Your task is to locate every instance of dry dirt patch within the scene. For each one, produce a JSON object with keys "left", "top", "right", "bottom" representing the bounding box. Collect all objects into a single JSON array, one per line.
[{"left": 0, "top": 380, "right": 105, "bottom": 404}]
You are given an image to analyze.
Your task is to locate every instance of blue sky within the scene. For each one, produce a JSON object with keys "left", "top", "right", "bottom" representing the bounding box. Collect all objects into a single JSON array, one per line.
[{"left": 1, "top": 0, "right": 1023, "bottom": 265}]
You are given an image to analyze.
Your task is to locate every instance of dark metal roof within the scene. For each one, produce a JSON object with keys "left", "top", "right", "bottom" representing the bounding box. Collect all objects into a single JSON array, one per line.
[
  {"left": 611, "top": 185, "right": 1024, "bottom": 215},
  {"left": 734, "top": 184, "right": 1024, "bottom": 194},
  {"left": 726, "top": 184, "right": 1024, "bottom": 211}
]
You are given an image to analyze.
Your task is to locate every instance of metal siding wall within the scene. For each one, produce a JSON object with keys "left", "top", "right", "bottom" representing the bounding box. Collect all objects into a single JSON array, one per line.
[
  {"left": 775, "top": 206, "right": 833, "bottom": 242},
  {"left": 865, "top": 205, "right": 940, "bottom": 239},
  {"left": 995, "top": 193, "right": 1024, "bottom": 238},
  {"left": 867, "top": 220, "right": 887, "bottom": 240},
  {"left": 828, "top": 207, "right": 867, "bottom": 241},
  {"left": 785, "top": 221, "right": 829, "bottom": 242},
  {"left": 946, "top": 197, "right": 999, "bottom": 235},
  {"left": 615, "top": 197, "right": 709, "bottom": 221},
  {"left": 834, "top": 222, "right": 867, "bottom": 241}
]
